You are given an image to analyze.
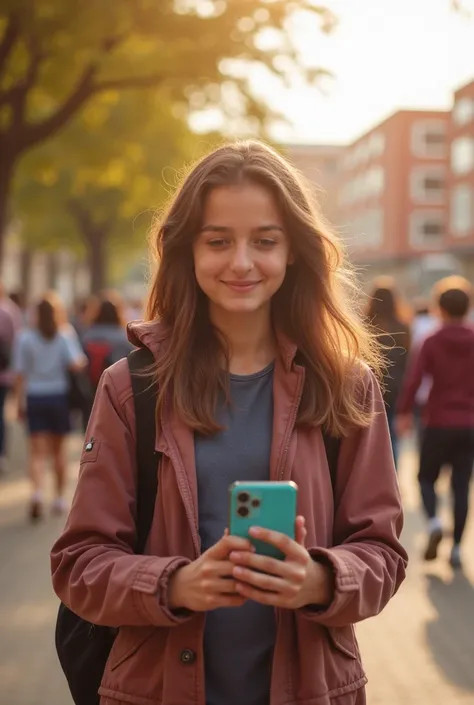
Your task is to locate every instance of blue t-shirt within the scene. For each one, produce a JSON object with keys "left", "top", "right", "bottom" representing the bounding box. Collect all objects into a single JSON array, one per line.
[
  {"left": 13, "top": 328, "right": 83, "bottom": 396},
  {"left": 195, "top": 363, "right": 276, "bottom": 705}
]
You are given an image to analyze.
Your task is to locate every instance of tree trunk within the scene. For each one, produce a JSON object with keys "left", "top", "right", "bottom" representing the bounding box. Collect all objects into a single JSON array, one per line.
[
  {"left": 86, "top": 225, "right": 108, "bottom": 294},
  {"left": 68, "top": 201, "right": 110, "bottom": 295},
  {"left": 46, "top": 252, "right": 59, "bottom": 289},
  {"left": 19, "top": 247, "right": 34, "bottom": 301},
  {"left": 0, "top": 157, "right": 15, "bottom": 266}
]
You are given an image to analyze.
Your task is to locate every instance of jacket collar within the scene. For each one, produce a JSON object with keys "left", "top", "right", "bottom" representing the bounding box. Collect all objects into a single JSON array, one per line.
[{"left": 128, "top": 319, "right": 299, "bottom": 373}]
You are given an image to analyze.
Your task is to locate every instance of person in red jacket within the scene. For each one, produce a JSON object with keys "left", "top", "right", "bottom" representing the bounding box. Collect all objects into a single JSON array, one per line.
[{"left": 397, "top": 277, "right": 474, "bottom": 569}]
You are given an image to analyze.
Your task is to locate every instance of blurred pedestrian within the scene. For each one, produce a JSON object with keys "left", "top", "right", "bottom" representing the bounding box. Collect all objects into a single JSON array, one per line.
[
  {"left": 410, "top": 297, "right": 439, "bottom": 447},
  {"left": 366, "top": 279, "right": 411, "bottom": 468},
  {"left": 81, "top": 291, "right": 134, "bottom": 391},
  {"left": 12, "top": 292, "right": 85, "bottom": 521},
  {"left": 70, "top": 297, "right": 90, "bottom": 340},
  {"left": 52, "top": 141, "right": 406, "bottom": 705},
  {"left": 0, "top": 282, "right": 23, "bottom": 475},
  {"left": 397, "top": 276, "right": 474, "bottom": 569}
]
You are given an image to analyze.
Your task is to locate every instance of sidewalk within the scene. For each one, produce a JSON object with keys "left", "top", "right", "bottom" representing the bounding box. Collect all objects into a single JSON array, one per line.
[{"left": 0, "top": 421, "right": 473, "bottom": 705}]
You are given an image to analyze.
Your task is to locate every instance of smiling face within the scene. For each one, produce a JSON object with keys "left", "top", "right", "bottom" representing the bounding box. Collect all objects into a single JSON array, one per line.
[{"left": 193, "top": 183, "right": 292, "bottom": 319}]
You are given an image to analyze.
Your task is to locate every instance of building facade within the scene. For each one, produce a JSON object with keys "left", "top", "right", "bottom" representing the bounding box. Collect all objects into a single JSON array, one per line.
[
  {"left": 446, "top": 79, "right": 474, "bottom": 279},
  {"left": 284, "top": 143, "right": 344, "bottom": 228},
  {"left": 285, "top": 77, "right": 474, "bottom": 296}
]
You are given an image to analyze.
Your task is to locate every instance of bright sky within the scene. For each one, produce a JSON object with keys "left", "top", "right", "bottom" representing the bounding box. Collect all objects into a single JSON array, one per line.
[{"left": 270, "top": 0, "right": 474, "bottom": 145}]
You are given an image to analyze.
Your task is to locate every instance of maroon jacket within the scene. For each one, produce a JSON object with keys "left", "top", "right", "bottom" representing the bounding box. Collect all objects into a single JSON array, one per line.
[
  {"left": 51, "top": 321, "right": 407, "bottom": 705},
  {"left": 398, "top": 323, "right": 474, "bottom": 428}
]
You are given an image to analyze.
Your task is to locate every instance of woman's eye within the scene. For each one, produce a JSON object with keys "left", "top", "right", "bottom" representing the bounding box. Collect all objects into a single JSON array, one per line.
[
  {"left": 255, "top": 238, "right": 276, "bottom": 247},
  {"left": 207, "top": 238, "right": 228, "bottom": 247}
]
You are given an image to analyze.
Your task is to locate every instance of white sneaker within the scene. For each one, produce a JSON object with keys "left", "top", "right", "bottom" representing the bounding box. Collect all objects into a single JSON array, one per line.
[
  {"left": 424, "top": 519, "right": 443, "bottom": 561},
  {"left": 450, "top": 545, "right": 462, "bottom": 570},
  {"left": 51, "top": 497, "right": 68, "bottom": 516}
]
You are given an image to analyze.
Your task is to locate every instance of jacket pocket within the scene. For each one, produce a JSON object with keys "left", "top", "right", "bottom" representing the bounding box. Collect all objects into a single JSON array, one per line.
[
  {"left": 80, "top": 438, "right": 101, "bottom": 465},
  {"left": 326, "top": 625, "right": 359, "bottom": 660},
  {"left": 108, "top": 626, "right": 156, "bottom": 670}
]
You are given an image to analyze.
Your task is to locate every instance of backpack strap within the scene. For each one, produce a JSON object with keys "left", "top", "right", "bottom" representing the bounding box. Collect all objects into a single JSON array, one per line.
[
  {"left": 127, "top": 347, "right": 160, "bottom": 554},
  {"left": 322, "top": 431, "right": 341, "bottom": 494}
]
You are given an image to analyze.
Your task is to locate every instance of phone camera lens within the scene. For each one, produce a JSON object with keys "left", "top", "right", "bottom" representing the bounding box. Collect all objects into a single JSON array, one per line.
[
  {"left": 237, "top": 506, "right": 249, "bottom": 517},
  {"left": 251, "top": 498, "right": 260, "bottom": 508},
  {"left": 237, "top": 492, "right": 250, "bottom": 503}
]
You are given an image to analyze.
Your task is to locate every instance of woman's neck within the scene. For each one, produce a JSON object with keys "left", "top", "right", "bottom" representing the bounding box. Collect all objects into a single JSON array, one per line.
[{"left": 210, "top": 305, "right": 276, "bottom": 375}]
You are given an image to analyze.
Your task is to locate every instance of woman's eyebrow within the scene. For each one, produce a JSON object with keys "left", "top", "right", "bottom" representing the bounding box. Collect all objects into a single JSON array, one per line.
[
  {"left": 200, "top": 225, "right": 232, "bottom": 233},
  {"left": 254, "top": 225, "right": 285, "bottom": 233}
]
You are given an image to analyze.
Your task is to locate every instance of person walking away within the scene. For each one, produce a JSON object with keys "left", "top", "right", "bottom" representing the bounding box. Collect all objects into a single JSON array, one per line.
[
  {"left": 0, "top": 282, "right": 23, "bottom": 475},
  {"left": 13, "top": 292, "right": 86, "bottom": 521},
  {"left": 397, "top": 277, "right": 474, "bottom": 569},
  {"left": 366, "top": 280, "right": 411, "bottom": 468},
  {"left": 410, "top": 298, "right": 438, "bottom": 447},
  {"left": 81, "top": 291, "right": 134, "bottom": 393},
  {"left": 51, "top": 141, "right": 407, "bottom": 705}
]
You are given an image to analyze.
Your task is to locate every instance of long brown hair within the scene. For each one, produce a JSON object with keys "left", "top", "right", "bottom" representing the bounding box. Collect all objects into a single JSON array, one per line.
[
  {"left": 146, "top": 140, "right": 382, "bottom": 436},
  {"left": 36, "top": 292, "right": 65, "bottom": 340}
]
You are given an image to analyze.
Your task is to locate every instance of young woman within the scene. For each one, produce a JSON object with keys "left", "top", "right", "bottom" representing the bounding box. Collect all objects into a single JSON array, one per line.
[
  {"left": 366, "top": 280, "right": 411, "bottom": 468},
  {"left": 51, "top": 141, "right": 407, "bottom": 705},
  {"left": 14, "top": 292, "right": 85, "bottom": 520}
]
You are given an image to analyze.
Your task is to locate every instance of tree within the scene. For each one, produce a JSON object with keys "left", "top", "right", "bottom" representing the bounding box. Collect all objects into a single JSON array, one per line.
[
  {"left": 14, "top": 89, "right": 204, "bottom": 291},
  {"left": 0, "top": 0, "right": 334, "bottom": 262}
]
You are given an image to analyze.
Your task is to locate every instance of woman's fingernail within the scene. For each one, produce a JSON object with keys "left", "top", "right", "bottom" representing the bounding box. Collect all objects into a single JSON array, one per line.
[
  {"left": 249, "top": 527, "right": 261, "bottom": 537},
  {"left": 231, "top": 552, "right": 241, "bottom": 561},
  {"left": 233, "top": 566, "right": 244, "bottom": 576}
]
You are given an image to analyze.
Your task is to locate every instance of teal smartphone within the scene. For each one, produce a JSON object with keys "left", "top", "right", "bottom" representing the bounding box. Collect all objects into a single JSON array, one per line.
[{"left": 228, "top": 481, "right": 298, "bottom": 560}]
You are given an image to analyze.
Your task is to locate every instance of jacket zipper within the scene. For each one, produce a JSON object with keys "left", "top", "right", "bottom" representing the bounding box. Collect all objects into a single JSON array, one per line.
[{"left": 277, "top": 367, "right": 305, "bottom": 481}]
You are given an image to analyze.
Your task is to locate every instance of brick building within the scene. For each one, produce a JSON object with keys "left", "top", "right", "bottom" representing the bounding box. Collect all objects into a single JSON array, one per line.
[
  {"left": 284, "top": 143, "right": 344, "bottom": 227},
  {"left": 284, "top": 77, "right": 474, "bottom": 296},
  {"left": 338, "top": 109, "right": 456, "bottom": 294},
  {"left": 446, "top": 79, "right": 474, "bottom": 280}
]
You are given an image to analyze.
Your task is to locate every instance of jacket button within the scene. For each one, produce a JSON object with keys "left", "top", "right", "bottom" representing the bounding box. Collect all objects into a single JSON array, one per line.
[{"left": 180, "top": 648, "right": 196, "bottom": 664}]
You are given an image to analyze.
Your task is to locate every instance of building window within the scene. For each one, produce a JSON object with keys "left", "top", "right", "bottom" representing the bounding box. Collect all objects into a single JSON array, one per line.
[
  {"left": 451, "top": 137, "right": 474, "bottom": 174},
  {"left": 368, "top": 132, "right": 385, "bottom": 158},
  {"left": 451, "top": 184, "right": 473, "bottom": 236},
  {"left": 349, "top": 208, "right": 384, "bottom": 249},
  {"left": 410, "top": 211, "right": 444, "bottom": 249},
  {"left": 410, "top": 166, "right": 445, "bottom": 204},
  {"left": 365, "top": 167, "right": 385, "bottom": 197},
  {"left": 453, "top": 97, "right": 474, "bottom": 126},
  {"left": 411, "top": 120, "right": 447, "bottom": 158}
]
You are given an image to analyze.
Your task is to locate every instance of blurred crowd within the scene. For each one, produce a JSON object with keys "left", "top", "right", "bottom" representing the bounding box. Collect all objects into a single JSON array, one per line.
[
  {"left": 0, "top": 285, "right": 143, "bottom": 519},
  {"left": 0, "top": 275, "right": 473, "bottom": 569}
]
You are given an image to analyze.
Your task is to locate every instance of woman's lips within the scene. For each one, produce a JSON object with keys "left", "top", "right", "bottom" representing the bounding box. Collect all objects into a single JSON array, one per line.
[{"left": 222, "top": 281, "right": 261, "bottom": 292}]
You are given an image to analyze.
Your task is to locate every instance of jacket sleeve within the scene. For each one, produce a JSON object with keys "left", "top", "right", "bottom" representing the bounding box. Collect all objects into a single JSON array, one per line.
[
  {"left": 50, "top": 364, "right": 192, "bottom": 628},
  {"left": 302, "top": 369, "right": 408, "bottom": 627}
]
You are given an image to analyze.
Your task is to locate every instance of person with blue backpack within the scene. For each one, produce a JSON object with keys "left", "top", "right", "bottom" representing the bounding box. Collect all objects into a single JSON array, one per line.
[{"left": 51, "top": 141, "right": 407, "bottom": 705}]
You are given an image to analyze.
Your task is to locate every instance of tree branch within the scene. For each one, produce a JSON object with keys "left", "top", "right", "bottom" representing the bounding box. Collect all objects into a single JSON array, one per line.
[
  {"left": 17, "top": 31, "right": 128, "bottom": 152},
  {"left": 7, "top": 34, "right": 44, "bottom": 125},
  {"left": 20, "top": 64, "right": 97, "bottom": 151},
  {"left": 91, "top": 72, "right": 168, "bottom": 94},
  {"left": 0, "top": 12, "right": 20, "bottom": 77}
]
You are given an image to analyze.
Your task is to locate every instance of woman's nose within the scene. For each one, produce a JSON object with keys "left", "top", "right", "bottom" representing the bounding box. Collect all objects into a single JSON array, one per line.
[{"left": 230, "top": 244, "right": 253, "bottom": 273}]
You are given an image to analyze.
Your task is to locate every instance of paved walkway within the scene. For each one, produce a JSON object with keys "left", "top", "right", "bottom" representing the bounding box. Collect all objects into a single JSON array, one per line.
[{"left": 0, "top": 419, "right": 473, "bottom": 705}]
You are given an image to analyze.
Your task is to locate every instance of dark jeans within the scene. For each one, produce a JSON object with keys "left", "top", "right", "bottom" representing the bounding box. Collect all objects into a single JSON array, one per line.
[
  {"left": 0, "top": 384, "right": 9, "bottom": 456},
  {"left": 419, "top": 427, "right": 474, "bottom": 544},
  {"left": 386, "top": 407, "right": 399, "bottom": 469}
]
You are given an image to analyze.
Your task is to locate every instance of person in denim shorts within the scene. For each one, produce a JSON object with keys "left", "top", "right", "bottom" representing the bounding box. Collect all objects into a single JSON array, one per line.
[{"left": 13, "top": 292, "right": 85, "bottom": 521}]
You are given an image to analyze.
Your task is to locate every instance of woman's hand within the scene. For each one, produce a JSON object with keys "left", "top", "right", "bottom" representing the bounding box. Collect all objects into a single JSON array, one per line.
[
  {"left": 229, "top": 516, "right": 333, "bottom": 609},
  {"left": 167, "top": 534, "right": 255, "bottom": 612}
]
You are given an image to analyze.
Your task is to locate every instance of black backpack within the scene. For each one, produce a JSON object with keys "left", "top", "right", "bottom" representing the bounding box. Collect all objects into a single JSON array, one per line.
[{"left": 55, "top": 347, "right": 341, "bottom": 705}]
